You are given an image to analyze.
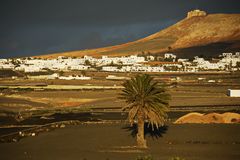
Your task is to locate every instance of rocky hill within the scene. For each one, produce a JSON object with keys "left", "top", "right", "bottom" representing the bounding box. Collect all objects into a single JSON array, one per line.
[{"left": 38, "top": 10, "right": 240, "bottom": 58}]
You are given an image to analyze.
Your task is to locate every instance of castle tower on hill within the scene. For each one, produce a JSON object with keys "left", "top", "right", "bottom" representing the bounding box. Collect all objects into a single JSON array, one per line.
[{"left": 187, "top": 9, "right": 207, "bottom": 19}]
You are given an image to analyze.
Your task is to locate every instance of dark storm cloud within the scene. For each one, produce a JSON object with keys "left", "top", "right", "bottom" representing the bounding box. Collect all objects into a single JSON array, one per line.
[
  {"left": 0, "top": 0, "right": 183, "bottom": 27},
  {"left": 0, "top": 0, "right": 240, "bottom": 58}
]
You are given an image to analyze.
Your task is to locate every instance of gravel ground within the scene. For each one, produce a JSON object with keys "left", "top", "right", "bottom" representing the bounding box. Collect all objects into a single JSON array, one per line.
[{"left": 0, "top": 123, "right": 239, "bottom": 160}]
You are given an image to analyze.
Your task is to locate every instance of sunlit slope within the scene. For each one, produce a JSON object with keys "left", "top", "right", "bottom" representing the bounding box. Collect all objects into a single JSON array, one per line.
[{"left": 38, "top": 13, "right": 240, "bottom": 58}]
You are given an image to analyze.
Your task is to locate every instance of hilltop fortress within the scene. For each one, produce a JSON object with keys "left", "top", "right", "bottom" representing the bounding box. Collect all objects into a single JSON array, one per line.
[{"left": 187, "top": 9, "right": 207, "bottom": 19}]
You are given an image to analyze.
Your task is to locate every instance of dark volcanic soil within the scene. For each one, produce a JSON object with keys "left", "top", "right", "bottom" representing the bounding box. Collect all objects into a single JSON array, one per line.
[{"left": 0, "top": 123, "right": 239, "bottom": 160}]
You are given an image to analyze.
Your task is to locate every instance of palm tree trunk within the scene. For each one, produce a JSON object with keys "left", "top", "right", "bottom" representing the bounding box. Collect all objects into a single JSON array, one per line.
[{"left": 137, "top": 110, "right": 147, "bottom": 148}]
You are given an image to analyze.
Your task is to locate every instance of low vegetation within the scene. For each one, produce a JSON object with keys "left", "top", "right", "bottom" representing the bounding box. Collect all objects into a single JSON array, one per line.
[{"left": 135, "top": 155, "right": 185, "bottom": 160}]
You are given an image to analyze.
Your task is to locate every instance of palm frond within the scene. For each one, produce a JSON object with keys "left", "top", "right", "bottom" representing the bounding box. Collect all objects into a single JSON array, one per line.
[
  {"left": 128, "top": 105, "right": 140, "bottom": 125},
  {"left": 119, "top": 74, "right": 171, "bottom": 128}
]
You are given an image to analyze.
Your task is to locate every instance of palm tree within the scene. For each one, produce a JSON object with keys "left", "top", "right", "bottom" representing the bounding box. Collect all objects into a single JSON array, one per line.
[{"left": 120, "top": 74, "right": 170, "bottom": 148}]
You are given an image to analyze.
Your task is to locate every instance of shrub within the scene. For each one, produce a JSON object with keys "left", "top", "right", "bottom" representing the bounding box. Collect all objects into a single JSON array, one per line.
[
  {"left": 136, "top": 155, "right": 153, "bottom": 160},
  {"left": 169, "top": 157, "right": 185, "bottom": 160}
]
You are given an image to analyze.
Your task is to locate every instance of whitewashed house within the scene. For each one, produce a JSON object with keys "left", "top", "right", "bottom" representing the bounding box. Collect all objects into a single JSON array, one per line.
[
  {"left": 102, "top": 66, "right": 118, "bottom": 72},
  {"left": 71, "top": 65, "right": 90, "bottom": 70},
  {"left": 106, "top": 75, "right": 130, "bottom": 80},
  {"left": 178, "top": 59, "right": 189, "bottom": 62},
  {"left": 59, "top": 75, "right": 91, "bottom": 80},
  {"left": 164, "top": 53, "right": 177, "bottom": 62},
  {"left": 146, "top": 56, "right": 155, "bottom": 61},
  {"left": 228, "top": 89, "right": 240, "bottom": 97},
  {"left": 0, "top": 63, "right": 15, "bottom": 69},
  {"left": 164, "top": 53, "right": 177, "bottom": 59}
]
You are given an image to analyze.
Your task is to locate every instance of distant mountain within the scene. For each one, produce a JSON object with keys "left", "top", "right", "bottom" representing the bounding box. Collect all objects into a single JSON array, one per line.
[{"left": 38, "top": 10, "right": 240, "bottom": 58}]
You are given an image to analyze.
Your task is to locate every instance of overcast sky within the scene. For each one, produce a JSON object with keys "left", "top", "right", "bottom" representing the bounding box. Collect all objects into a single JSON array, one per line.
[{"left": 1, "top": 0, "right": 240, "bottom": 58}]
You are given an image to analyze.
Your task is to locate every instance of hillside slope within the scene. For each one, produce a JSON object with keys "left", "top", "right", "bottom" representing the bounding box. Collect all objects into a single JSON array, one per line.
[{"left": 38, "top": 13, "right": 240, "bottom": 58}]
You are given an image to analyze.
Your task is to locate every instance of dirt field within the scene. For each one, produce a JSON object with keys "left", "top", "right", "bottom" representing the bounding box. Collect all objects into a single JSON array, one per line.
[
  {"left": 0, "top": 72, "right": 240, "bottom": 159},
  {"left": 0, "top": 123, "right": 240, "bottom": 160},
  {"left": 1, "top": 84, "right": 240, "bottom": 111},
  {"left": 0, "top": 73, "right": 240, "bottom": 128}
]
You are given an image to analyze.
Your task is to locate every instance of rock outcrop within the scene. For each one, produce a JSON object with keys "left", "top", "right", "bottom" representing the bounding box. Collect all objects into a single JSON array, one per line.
[{"left": 175, "top": 112, "right": 240, "bottom": 124}]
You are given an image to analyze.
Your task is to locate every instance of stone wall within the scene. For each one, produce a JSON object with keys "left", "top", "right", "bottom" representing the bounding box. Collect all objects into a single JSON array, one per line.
[{"left": 187, "top": 9, "right": 207, "bottom": 19}]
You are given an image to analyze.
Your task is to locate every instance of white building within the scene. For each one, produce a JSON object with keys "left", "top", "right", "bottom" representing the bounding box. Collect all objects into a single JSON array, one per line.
[
  {"left": 59, "top": 75, "right": 91, "bottom": 80},
  {"left": 106, "top": 75, "right": 130, "bottom": 80},
  {"left": 146, "top": 56, "right": 155, "bottom": 61},
  {"left": 220, "top": 56, "right": 240, "bottom": 67},
  {"left": 0, "top": 63, "right": 15, "bottom": 69},
  {"left": 71, "top": 65, "right": 90, "bottom": 70},
  {"left": 178, "top": 59, "right": 189, "bottom": 62},
  {"left": 222, "top": 53, "right": 233, "bottom": 57},
  {"left": 164, "top": 53, "right": 177, "bottom": 59},
  {"left": 228, "top": 89, "right": 240, "bottom": 97},
  {"left": 193, "top": 56, "right": 225, "bottom": 70},
  {"left": 102, "top": 66, "right": 119, "bottom": 72}
]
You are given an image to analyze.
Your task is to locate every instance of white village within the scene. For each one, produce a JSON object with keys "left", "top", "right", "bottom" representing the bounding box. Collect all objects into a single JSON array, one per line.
[{"left": 0, "top": 52, "right": 240, "bottom": 79}]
